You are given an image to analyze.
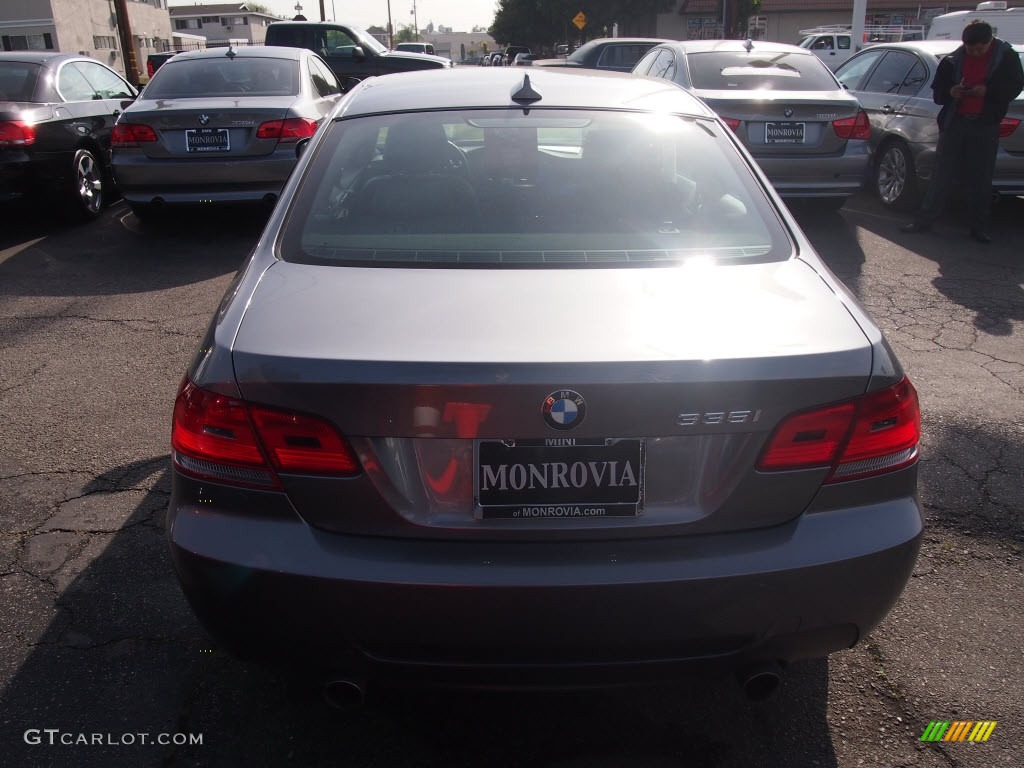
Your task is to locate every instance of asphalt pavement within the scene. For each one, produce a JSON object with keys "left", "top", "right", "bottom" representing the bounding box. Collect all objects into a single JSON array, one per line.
[{"left": 0, "top": 196, "right": 1021, "bottom": 767}]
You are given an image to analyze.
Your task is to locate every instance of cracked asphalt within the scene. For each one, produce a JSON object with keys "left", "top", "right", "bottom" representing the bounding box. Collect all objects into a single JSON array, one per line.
[{"left": 0, "top": 196, "right": 1022, "bottom": 768}]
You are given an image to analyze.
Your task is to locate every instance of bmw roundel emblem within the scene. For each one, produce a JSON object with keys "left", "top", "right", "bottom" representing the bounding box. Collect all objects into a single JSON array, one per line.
[
  {"left": 542, "top": 389, "right": 586, "bottom": 431},
  {"left": 199, "top": 114, "right": 210, "bottom": 125},
  {"left": 783, "top": 107, "right": 794, "bottom": 118}
]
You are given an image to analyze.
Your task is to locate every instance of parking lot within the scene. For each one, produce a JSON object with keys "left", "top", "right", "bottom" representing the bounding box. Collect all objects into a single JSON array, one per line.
[{"left": 0, "top": 192, "right": 1022, "bottom": 767}]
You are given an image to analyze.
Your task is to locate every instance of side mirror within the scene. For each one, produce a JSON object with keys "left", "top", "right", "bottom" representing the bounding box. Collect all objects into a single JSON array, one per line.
[
  {"left": 353, "top": 45, "right": 366, "bottom": 61},
  {"left": 295, "top": 138, "right": 310, "bottom": 158}
]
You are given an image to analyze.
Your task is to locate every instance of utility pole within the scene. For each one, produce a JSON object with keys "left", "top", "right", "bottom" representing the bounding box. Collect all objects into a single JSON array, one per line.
[
  {"left": 319, "top": 0, "right": 326, "bottom": 22},
  {"left": 852, "top": 0, "right": 867, "bottom": 52},
  {"left": 112, "top": 0, "right": 139, "bottom": 86},
  {"left": 387, "top": 0, "right": 394, "bottom": 47},
  {"left": 412, "top": 0, "right": 419, "bottom": 42}
]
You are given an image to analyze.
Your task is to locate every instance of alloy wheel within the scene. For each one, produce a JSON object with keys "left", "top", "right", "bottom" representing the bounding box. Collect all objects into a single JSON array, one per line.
[
  {"left": 76, "top": 151, "right": 103, "bottom": 214},
  {"left": 877, "top": 145, "right": 907, "bottom": 205}
]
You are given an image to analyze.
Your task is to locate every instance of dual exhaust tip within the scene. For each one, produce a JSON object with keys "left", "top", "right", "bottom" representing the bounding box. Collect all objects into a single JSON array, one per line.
[{"left": 320, "top": 663, "right": 782, "bottom": 710}]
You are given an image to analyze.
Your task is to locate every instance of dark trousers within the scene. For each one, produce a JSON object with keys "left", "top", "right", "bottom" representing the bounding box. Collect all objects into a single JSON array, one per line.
[{"left": 916, "top": 115, "right": 1000, "bottom": 231}]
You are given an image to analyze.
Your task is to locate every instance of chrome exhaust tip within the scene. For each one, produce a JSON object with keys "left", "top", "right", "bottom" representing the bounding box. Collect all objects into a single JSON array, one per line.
[{"left": 739, "top": 662, "right": 782, "bottom": 702}]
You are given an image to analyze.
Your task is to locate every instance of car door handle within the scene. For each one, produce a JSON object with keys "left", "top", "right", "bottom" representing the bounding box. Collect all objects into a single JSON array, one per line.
[
  {"left": 112, "top": 109, "right": 122, "bottom": 117},
  {"left": 880, "top": 105, "right": 897, "bottom": 114}
]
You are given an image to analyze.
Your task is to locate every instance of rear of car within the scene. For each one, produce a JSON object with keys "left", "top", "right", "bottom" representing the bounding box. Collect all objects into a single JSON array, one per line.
[
  {"left": 0, "top": 58, "right": 46, "bottom": 202},
  {"left": 111, "top": 48, "right": 337, "bottom": 214},
  {"left": 640, "top": 43, "right": 870, "bottom": 202},
  {"left": 166, "top": 69, "right": 922, "bottom": 689}
]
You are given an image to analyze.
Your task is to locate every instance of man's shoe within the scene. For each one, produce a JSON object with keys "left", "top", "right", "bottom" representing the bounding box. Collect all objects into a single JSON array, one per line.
[
  {"left": 900, "top": 221, "right": 931, "bottom": 234},
  {"left": 970, "top": 229, "right": 992, "bottom": 244}
]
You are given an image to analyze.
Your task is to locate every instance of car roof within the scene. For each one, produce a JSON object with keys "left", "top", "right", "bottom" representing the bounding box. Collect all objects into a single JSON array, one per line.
[
  {"left": 667, "top": 40, "right": 814, "bottom": 55},
  {"left": 0, "top": 51, "right": 86, "bottom": 67},
  {"left": 170, "top": 45, "right": 305, "bottom": 62},
  {"left": 336, "top": 67, "right": 715, "bottom": 118}
]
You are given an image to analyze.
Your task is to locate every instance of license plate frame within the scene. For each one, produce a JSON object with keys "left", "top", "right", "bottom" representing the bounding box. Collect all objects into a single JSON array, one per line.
[
  {"left": 474, "top": 437, "right": 645, "bottom": 520},
  {"left": 764, "top": 122, "right": 806, "bottom": 144},
  {"left": 185, "top": 128, "right": 230, "bottom": 153}
]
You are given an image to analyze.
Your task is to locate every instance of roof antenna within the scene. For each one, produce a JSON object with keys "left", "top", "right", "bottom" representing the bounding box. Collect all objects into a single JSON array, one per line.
[
  {"left": 744, "top": 38, "right": 754, "bottom": 52},
  {"left": 512, "top": 74, "right": 542, "bottom": 105},
  {"left": 226, "top": 42, "right": 236, "bottom": 59}
]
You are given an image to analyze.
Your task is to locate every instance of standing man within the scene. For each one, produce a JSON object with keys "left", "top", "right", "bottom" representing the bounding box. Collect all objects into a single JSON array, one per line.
[{"left": 901, "top": 20, "right": 1023, "bottom": 243}]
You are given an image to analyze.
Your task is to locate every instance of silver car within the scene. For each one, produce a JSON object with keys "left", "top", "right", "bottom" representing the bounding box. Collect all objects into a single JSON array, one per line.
[
  {"left": 633, "top": 40, "right": 871, "bottom": 209},
  {"left": 834, "top": 41, "right": 1024, "bottom": 210},
  {"left": 111, "top": 46, "right": 343, "bottom": 219},
  {"left": 167, "top": 68, "right": 922, "bottom": 701}
]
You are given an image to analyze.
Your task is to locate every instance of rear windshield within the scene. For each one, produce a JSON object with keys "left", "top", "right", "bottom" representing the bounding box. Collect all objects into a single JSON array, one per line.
[
  {"left": 280, "top": 109, "right": 791, "bottom": 268},
  {"left": 142, "top": 57, "right": 299, "bottom": 98},
  {"left": 688, "top": 51, "right": 838, "bottom": 91},
  {"left": 0, "top": 61, "right": 41, "bottom": 102}
]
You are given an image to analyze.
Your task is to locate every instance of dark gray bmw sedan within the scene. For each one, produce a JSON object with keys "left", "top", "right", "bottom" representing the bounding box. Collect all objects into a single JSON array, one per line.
[{"left": 168, "top": 68, "right": 922, "bottom": 702}]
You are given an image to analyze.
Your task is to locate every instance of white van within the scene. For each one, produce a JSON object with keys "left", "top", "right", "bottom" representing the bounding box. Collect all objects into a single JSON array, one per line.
[
  {"left": 395, "top": 42, "right": 435, "bottom": 55},
  {"left": 927, "top": 2, "right": 1024, "bottom": 43}
]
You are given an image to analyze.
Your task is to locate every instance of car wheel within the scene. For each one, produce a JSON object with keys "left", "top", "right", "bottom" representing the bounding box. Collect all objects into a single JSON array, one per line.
[
  {"left": 875, "top": 140, "right": 919, "bottom": 211},
  {"left": 70, "top": 148, "right": 105, "bottom": 221}
]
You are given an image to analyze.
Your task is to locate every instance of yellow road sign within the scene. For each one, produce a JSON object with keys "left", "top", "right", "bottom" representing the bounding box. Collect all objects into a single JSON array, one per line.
[{"left": 573, "top": 11, "right": 587, "bottom": 30}]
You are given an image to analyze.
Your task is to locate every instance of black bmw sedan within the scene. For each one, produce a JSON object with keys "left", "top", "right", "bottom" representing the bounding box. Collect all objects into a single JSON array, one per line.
[{"left": 0, "top": 52, "right": 137, "bottom": 221}]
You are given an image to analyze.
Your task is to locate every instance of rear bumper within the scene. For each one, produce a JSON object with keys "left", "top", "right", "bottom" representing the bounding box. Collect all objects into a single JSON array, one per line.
[
  {"left": 756, "top": 142, "right": 870, "bottom": 198},
  {"left": 167, "top": 471, "right": 923, "bottom": 686},
  {"left": 111, "top": 150, "right": 296, "bottom": 205}
]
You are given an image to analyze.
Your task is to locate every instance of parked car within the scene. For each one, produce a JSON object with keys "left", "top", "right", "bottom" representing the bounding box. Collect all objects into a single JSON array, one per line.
[
  {"left": 797, "top": 25, "right": 925, "bottom": 71},
  {"left": 634, "top": 40, "right": 871, "bottom": 208},
  {"left": 0, "top": 51, "right": 137, "bottom": 220},
  {"left": 265, "top": 21, "right": 450, "bottom": 91},
  {"left": 395, "top": 42, "right": 435, "bottom": 56},
  {"left": 167, "top": 67, "right": 922, "bottom": 699},
  {"left": 504, "top": 45, "right": 531, "bottom": 64},
  {"left": 532, "top": 37, "right": 669, "bottom": 72},
  {"left": 834, "top": 41, "right": 1024, "bottom": 210},
  {"left": 146, "top": 50, "right": 185, "bottom": 79},
  {"left": 513, "top": 53, "right": 541, "bottom": 66},
  {"left": 111, "top": 46, "right": 343, "bottom": 219}
]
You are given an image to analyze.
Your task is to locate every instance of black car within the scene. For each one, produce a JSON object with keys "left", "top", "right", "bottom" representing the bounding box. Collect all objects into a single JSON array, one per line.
[
  {"left": 147, "top": 50, "right": 184, "bottom": 80},
  {"left": 264, "top": 21, "right": 450, "bottom": 90},
  {"left": 532, "top": 38, "right": 670, "bottom": 72},
  {"left": 0, "top": 52, "right": 137, "bottom": 220}
]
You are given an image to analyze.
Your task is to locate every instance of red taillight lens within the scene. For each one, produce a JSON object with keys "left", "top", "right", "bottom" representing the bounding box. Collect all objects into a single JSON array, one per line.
[
  {"left": 722, "top": 117, "right": 741, "bottom": 132},
  {"left": 0, "top": 120, "right": 36, "bottom": 146},
  {"left": 999, "top": 117, "right": 1020, "bottom": 138},
  {"left": 758, "top": 377, "right": 921, "bottom": 483},
  {"left": 833, "top": 111, "right": 871, "bottom": 141},
  {"left": 147, "top": 61, "right": 155, "bottom": 78},
  {"left": 256, "top": 117, "right": 318, "bottom": 142},
  {"left": 111, "top": 123, "right": 158, "bottom": 147},
  {"left": 171, "top": 380, "right": 360, "bottom": 488}
]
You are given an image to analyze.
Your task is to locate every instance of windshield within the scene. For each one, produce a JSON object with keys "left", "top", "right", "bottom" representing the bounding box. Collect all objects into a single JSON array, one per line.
[
  {"left": 351, "top": 26, "right": 387, "bottom": 55},
  {"left": 567, "top": 42, "right": 598, "bottom": 64},
  {"left": 688, "top": 51, "right": 838, "bottom": 91},
  {"left": 0, "top": 61, "right": 42, "bottom": 102},
  {"left": 142, "top": 57, "right": 299, "bottom": 98},
  {"left": 280, "top": 109, "right": 790, "bottom": 268}
]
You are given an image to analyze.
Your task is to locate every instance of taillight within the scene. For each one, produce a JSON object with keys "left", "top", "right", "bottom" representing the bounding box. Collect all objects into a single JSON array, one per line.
[
  {"left": 171, "top": 380, "right": 360, "bottom": 489},
  {"left": 722, "top": 117, "right": 741, "bottom": 132},
  {"left": 999, "top": 117, "right": 1020, "bottom": 138},
  {"left": 111, "top": 123, "right": 158, "bottom": 148},
  {"left": 147, "top": 60, "right": 155, "bottom": 78},
  {"left": 757, "top": 377, "right": 920, "bottom": 483},
  {"left": 832, "top": 111, "right": 871, "bottom": 141},
  {"left": 0, "top": 120, "right": 36, "bottom": 146},
  {"left": 255, "top": 117, "right": 318, "bottom": 142}
]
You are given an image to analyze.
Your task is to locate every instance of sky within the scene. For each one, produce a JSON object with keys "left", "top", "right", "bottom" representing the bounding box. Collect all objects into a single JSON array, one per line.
[{"left": 169, "top": 0, "right": 499, "bottom": 34}]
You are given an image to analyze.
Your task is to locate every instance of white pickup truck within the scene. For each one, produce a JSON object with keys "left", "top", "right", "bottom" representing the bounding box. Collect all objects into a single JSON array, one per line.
[{"left": 798, "top": 25, "right": 926, "bottom": 70}]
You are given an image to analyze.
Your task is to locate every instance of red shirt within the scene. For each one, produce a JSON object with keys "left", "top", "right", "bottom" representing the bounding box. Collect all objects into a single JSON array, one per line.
[{"left": 958, "top": 46, "right": 993, "bottom": 115}]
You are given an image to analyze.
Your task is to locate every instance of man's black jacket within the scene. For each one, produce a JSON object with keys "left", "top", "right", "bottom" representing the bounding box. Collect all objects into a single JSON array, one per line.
[{"left": 932, "top": 38, "right": 1024, "bottom": 130}]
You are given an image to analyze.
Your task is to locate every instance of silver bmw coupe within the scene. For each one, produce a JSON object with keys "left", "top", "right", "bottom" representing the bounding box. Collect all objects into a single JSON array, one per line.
[{"left": 167, "top": 67, "right": 922, "bottom": 701}]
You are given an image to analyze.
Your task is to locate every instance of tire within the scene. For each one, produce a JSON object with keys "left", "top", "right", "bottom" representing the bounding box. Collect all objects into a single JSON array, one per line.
[
  {"left": 69, "top": 148, "right": 105, "bottom": 221},
  {"left": 874, "top": 140, "right": 919, "bottom": 211}
]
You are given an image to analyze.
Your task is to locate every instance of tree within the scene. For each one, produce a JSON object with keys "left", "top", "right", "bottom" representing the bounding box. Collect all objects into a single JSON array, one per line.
[
  {"left": 244, "top": 2, "right": 273, "bottom": 15},
  {"left": 395, "top": 24, "right": 417, "bottom": 44},
  {"left": 490, "top": 0, "right": 675, "bottom": 48},
  {"left": 734, "top": 0, "right": 763, "bottom": 38}
]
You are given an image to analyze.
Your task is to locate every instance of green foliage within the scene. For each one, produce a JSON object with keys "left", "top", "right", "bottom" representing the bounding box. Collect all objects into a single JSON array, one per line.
[
  {"left": 395, "top": 24, "right": 417, "bottom": 44},
  {"left": 490, "top": 0, "right": 675, "bottom": 48},
  {"left": 244, "top": 2, "right": 272, "bottom": 15},
  {"left": 735, "top": 0, "right": 763, "bottom": 36}
]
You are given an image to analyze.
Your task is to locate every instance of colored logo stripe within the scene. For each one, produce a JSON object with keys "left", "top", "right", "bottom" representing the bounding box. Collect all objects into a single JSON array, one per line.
[{"left": 921, "top": 721, "right": 996, "bottom": 742}]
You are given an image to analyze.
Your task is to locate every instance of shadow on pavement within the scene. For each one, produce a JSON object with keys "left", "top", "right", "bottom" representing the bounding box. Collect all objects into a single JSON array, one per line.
[
  {"left": 0, "top": 457, "right": 839, "bottom": 768},
  {"left": 790, "top": 203, "right": 867, "bottom": 301},
  {"left": 0, "top": 202, "right": 268, "bottom": 298},
  {"left": 849, "top": 196, "right": 1024, "bottom": 336}
]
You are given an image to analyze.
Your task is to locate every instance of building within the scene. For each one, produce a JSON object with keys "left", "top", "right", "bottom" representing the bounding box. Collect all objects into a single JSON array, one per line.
[
  {"left": 0, "top": 0, "right": 173, "bottom": 81},
  {"left": 656, "top": 1, "right": 1024, "bottom": 45},
  {"left": 366, "top": 25, "right": 389, "bottom": 47},
  {"left": 168, "top": 2, "right": 281, "bottom": 46}
]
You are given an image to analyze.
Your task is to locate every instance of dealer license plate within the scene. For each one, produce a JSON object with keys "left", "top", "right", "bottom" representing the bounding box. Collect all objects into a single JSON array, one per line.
[
  {"left": 475, "top": 438, "right": 644, "bottom": 520},
  {"left": 765, "top": 122, "right": 805, "bottom": 144},
  {"left": 185, "top": 128, "right": 230, "bottom": 153}
]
